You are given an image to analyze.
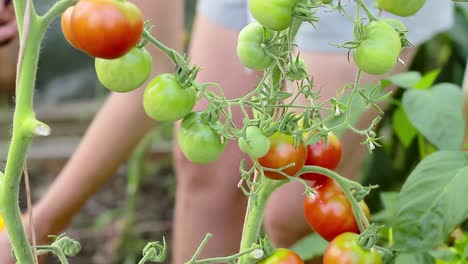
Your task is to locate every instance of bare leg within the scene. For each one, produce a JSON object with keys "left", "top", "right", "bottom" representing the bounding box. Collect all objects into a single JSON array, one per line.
[{"left": 172, "top": 15, "right": 261, "bottom": 263}]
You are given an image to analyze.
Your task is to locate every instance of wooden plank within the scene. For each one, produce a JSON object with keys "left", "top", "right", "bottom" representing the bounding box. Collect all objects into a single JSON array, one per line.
[{"left": 0, "top": 136, "right": 172, "bottom": 161}]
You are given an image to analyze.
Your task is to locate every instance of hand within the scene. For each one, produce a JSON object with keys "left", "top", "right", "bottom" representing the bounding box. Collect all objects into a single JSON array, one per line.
[
  {"left": 0, "top": 217, "right": 48, "bottom": 264},
  {"left": 0, "top": 1, "right": 17, "bottom": 46},
  {"left": 0, "top": 231, "right": 15, "bottom": 264}
]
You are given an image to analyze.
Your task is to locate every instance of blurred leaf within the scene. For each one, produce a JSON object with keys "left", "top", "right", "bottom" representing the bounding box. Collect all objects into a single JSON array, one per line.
[
  {"left": 290, "top": 233, "right": 328, "bottom": 260},
  {"left": 402, "top": 83, "right": 464, "bottom": 150},
  {"left": 429, "top": 248, "right": 458, "bottom": 262},
  {"left": 392, "top": 151, "right": 468, "bottom": 252},
  {"left": 395, "top": 252, "right": 435, "bottom": 264},
  {"left": 415, "top": 69, "right": 442, "bottom": 90},
  {"left": 393, "top": 107, "right": 418, "bottom": 148},
  {"left": 91, "top": 209, "right": 121, "bottom": 233},
  {"left": 386, "top": 71, "right": 422, "bottom": 89},
  {"left": 372, "top": 192, "right": 399, "bottom": 222}
]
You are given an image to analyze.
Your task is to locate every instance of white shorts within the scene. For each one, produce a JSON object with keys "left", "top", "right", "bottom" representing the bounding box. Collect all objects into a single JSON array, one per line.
[{"left": 197, "top": 0, "right": 454, "bottom": 52}]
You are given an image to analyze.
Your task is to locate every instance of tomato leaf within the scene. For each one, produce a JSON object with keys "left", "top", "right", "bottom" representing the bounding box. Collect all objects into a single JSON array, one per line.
[
  {"left": 371, "top": 192, "right": 399, "bottom": 223},
  {"left": 402, "top": 83, "right": 464, "bottom": 150},
  {"left": 392, "top": 107, "right": 418, "bottom": 148},
  {"left": 414, "top": 68, "right": 442, "bottom": 90},
  {"left": 385, "top": 71, "right": 422, "bottom": 89},
  {"left": 290, "top": 233, "right": 328, "bottom": 260},
  {"left": 392, "top": 151, "right": 468, "bottom": 252},
  {"left": 394, "top": 252, "right": 435, "bottom": 264}
]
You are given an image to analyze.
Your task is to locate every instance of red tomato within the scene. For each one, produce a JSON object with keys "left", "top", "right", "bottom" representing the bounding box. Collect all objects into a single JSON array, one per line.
[
  {"left": 259, "top": 248, "right": 304, "bottom": 264},
  {"left": 304, "top": 179, "right": 370, "bottom": 241},
  {"left": 69, "top": 0, "right": 143, "bottom": 59},
  {"left": 301, "top": 132, "right": 342, "bottom": 183},
  {"left": 324, "top": 233, "right": 382, "bottom": 264},
  {"left": 61, "top": 7, "right": 81, "bottom": 49},
  {"left": 258, "top": 132, "right": 307, "bottom": 180}
]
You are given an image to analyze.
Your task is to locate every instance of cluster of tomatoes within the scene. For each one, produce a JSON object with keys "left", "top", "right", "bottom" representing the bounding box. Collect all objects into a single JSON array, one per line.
[
  {"left": 239, "top": 0, "right": 424, "bottom": 76},
  {"left": 239, "top": 124, "right": 381, "bottom": 263},
  {"left": 59, "top": 0, "right": 426, "bottom": 263},
  {"left": 61, "top": 0, "right": 226, "bottom": 165},
  {"left": 238, "top": 0, "right": 430, "bottom": 262}
]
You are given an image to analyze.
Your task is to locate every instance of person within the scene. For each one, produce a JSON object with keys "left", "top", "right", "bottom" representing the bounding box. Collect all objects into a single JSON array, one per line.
[{"left": 0, "top": 0, "right": 454, "bottom": 263}]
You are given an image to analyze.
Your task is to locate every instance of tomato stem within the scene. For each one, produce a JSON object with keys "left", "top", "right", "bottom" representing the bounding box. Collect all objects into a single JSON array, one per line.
[
  {"left": 355, "top": 0, "right": 378, "bottom": 21},
  {"left": 143, "top": 28, "right": 185, "bottom": 66},
  {"left": 35, "top": 245, "right": 70, "bottom": 264},
  {"left": 238, "top": 176, "right": 284, "bottom": 264},
  {"left": 187, "top": 233, "right": 261, "bottom": 264},
  {"left": 40, "top": 0, "right": 77, "bottom": 28},
  {"left": 0, "top": 0, "right": 74, "bottom": 263}
]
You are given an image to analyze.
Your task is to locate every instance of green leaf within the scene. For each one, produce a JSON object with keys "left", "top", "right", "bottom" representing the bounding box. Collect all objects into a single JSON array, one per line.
[
  {"left": 429, "top": 248, "right": 458, "bottom": 262},
  {"left": 415, "top": 68, "right": 441, "bottom": 90},
  {"left": 372, "top": 192, "right": 399, "bottom": 222},
  {"left": 290, "top": 233, "right": 328, "bottom": 260},
  {"left": 386, "top": 71, "right": 422, "bottom": 89},
  {"left": 402, "top": 83, "right": 464, "bottom": 150},
  {"left": 392, "top": 151, "right": 468, "bottom": 252},
  {"left": 395, "top": 252, "right": 435, "bottom": 264},
  {"left": 392, "top": 107, "right": 418, "bottom": 148}
]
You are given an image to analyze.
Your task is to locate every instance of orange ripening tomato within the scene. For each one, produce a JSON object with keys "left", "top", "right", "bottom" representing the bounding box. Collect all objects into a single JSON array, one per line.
[
  {"left": 258, "top": 132, "right": 307, "bottom": 180},
  {"left": 61, "top": 7, "right": 81, "bottom": 49},
  {"left": 68, "top": 0, "right": 144, "bottom": 59}
]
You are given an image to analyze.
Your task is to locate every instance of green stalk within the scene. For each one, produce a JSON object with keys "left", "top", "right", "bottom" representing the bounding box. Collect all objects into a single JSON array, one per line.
[
  {"left": 238, "top": 178, "right": 283, "bottom": 264},
  {"left": 0, "top": 0, "right": 75, "bottom": 263},
  {"left": 0, "top": 15, "right": 45, "bottom": 264},
  {"left": 238, "top": 5, "right": 306, "bottom": 263}
]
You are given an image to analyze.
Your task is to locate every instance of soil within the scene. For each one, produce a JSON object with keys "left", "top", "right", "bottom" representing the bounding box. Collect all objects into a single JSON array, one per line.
[{"left": 22, "top": 154, "right": 176, "bottom": 264}]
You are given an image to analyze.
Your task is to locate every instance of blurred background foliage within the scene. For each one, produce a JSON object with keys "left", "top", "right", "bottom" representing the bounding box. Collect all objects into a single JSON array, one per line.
[{"left": 361, "top": 3, "right": 468, "bottom": 212}]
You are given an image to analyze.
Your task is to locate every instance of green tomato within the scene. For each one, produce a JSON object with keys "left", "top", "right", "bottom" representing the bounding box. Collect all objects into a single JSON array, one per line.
[
  {"left": 143, "top": 74, "right": 196, "bottom": 122},
  {"left": 258, "top": 248, "right": 304, "bottom": 264},
  {"left": 377, "top": 0, "right": 426, "bottom": 17},
  {"left": 237, "top": 22, "right": 273, "bottom": 70},
  {"left": 381, "top": 18, "right": 407, "bottom": 33},
  {"left": 95, "top": 47, "right": 152, "bottom": 93},
  {"left": 178, "top": 112, "right": 226, "bottom": 164},
  {"left": 353, "top": 20, "right": 401, "bottom": 75},
  {"left": 323, "top": 233, "right": 382, "bottom": 264},
  {"left": 249, "top": 0, "right": 299, "bottom": 31},
  {"left": 238, "top": 126, "right": 271, "bottom": 159}
]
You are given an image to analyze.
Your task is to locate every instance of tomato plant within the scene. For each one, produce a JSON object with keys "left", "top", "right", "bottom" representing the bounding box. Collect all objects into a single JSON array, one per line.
[
  {"left": 304, "top": 179, "right": 370, "bottom": 241},
  {"left": 237, "top": 22, "right": 273, "bottom": 70},
  {"left": 323, "top": 233, "right": 382, "bottom": 264},
  {"left": 249, "top": 0, "right": 299, "bottom": 31},
  {"left": 66, "top": 0, "right": 143, "bottom": 59},
  {"left": 95, "top": 47, "right": 152, "bottom": 93},
  {"left": 177, "top": 112, "right": 226, "bottom": 164},
  {"left": 259, "top": 248, "right": 304, "bottom": 264},
  {"left": 238, "top": 126, "right": 271, "bottom": 159},
  {"left": 143, "top": 73, "right": 196, "bottom": 122},
  {"left": 377, "top": 0, "right": 426, "bottom": 17},
  {"left": 301, "top": 132, "right": 342, "bottom": 183},
  {"left": 257, "top": 132, "right": 307, "bottom": 180},
  {"left": 5, "top": 0, "right": 460, "bottom": 263},
  {"left": 353, "top": 20, "right": 401, "bottom": 75}
]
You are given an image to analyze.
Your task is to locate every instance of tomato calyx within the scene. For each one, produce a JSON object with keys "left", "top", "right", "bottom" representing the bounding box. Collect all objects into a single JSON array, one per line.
[
  {"left": 286, "top": 56, "right": 309, "bottom": 81},
  {"left": 294, "top": 1, "right": 320, "bottom": 25},
  {"left": 175, "top": 56, "right": 200, "bottom": 91}
]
